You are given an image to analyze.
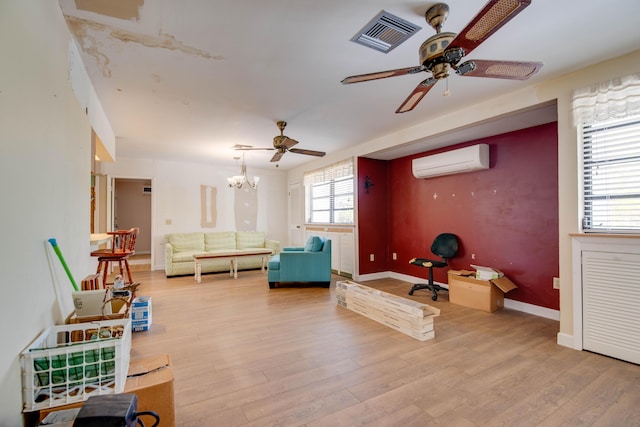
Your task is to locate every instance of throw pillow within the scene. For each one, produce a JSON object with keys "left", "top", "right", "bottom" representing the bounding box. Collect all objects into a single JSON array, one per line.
[{"left": 304, "top": 235, "right": 324, "bottom": 252}]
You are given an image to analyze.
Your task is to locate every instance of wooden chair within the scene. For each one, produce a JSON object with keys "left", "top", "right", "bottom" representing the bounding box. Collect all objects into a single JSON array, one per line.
[{"left": 90, "top": 227, "right": 139, "bottom": 287}]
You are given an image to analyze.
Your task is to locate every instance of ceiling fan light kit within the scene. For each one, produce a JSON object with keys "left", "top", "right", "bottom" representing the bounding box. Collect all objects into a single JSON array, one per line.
[
  {"left": 341, "top": 0, "right": 542, "bottom": 113},
  {"left": 227, "top": 155, "right": 259, "bottom": 189}
]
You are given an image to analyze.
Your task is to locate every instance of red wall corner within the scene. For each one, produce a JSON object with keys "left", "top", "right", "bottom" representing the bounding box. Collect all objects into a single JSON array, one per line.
[{"left": 357, "top": 122, "right": 560, "bottom": 310}]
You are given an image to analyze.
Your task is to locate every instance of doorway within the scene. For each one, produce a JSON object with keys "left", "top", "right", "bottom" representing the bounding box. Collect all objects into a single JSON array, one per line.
[
  {"left": 113, "top": 178, "right": 152, "bottom": 270},
  {"left": 288, "top": 182, "right": 303, "bottom": 246}
]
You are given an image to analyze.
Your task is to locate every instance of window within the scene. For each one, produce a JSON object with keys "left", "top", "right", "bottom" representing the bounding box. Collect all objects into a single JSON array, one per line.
[
  {"left": 581, "top": 116, "right": 640, "bottom": 232},
  {"left": 304, "top": 159, "right": 354, "bottom": 224},
  {"left": 573, "top": 73, "right": 640, "bottom": 233}
]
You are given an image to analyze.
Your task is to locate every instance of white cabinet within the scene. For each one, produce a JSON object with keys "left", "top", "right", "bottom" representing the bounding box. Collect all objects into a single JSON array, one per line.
[
  {"left": 328, "top": 232, "right": 340, "bottom": 272},
  {"left": 338, "top": 232, "right": 354, "bottom": 276},
  {"left": 305, "top": 227, "right": 354, "bottom": 277},
  {"left": 572, "top": 235, "right": 640, "bottom": 364},
  {"left": 582, "top": 250, "right": 640, "bottom": 365}
]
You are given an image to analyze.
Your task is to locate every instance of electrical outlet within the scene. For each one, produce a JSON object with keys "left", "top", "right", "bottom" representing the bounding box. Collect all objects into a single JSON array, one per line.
[
  {"left": 553, "top": 277, "right": 560, "bottom": 289},
  {"left": 370, "top": 254, "right": 374, "bottom": 262},
  {"left": 392, "top": 252, "right": 397, "bottom": 260},
  {"left": 471, "top": 253, "right": 476, "bottom": 260}
]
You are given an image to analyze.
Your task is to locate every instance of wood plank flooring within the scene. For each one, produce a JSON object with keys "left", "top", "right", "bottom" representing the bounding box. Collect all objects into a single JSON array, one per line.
[{"left": 128, "top": 269, "right": 640, "bottom": 426}]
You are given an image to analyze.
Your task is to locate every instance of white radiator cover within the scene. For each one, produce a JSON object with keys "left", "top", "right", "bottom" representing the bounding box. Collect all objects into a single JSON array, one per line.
[
  {"left": 412, "top": 144, "right": 489, "bottom": 179},
  {"left": 582, "top": 250, "right": 640, "bottom": 364}
]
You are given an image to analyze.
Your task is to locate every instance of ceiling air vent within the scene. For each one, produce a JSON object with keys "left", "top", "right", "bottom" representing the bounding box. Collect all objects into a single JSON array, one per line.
[{"left": 350, "top": 10, "right": 421, "bottom": 53}]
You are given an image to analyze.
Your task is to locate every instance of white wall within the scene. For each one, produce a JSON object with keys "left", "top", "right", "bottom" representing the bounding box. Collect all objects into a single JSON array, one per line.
[
  {"left": 99, "top": 158, "right": 288, "bottom": 270},
  {"left": 0, "top": 2, "right": 95, "bottom": 424}
]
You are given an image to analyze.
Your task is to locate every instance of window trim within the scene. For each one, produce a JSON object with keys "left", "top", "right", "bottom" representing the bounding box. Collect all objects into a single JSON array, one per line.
[
  {"left": 580, "top": 115, "right": 640, "bottom": 233},
  {"left": 573, "top": 73, "right": 640, "bottom": 234},
  {"left": 304, "top": 158, "right": 354, "bottom": 225}
]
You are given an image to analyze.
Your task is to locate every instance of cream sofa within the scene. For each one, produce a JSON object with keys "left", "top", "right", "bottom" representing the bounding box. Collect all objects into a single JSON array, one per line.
[{"left": 164, "top": 231, "right": 279, "bottom": 277}]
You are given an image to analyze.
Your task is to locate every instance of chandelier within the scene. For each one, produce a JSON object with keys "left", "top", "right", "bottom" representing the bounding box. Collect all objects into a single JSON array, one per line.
[{"left": 226, "top": 154, "right": 259, "bottom": 189}]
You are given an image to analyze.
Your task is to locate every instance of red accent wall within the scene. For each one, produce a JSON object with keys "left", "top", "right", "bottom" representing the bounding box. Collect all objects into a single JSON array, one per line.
[
  {"left": 358, "top": 122, "right": 559, "bottom": 310},
  {"left": 357, "top": 158, "right": 389, "bottom": 271}
]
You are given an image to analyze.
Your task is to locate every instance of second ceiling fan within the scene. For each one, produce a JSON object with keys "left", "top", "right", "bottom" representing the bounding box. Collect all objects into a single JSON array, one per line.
[
  {"left": 235, "top": 121, "right": 326, "bottom": 162},
  {"left": 342, "top": 0, "right": 543, "bottom": 113}
]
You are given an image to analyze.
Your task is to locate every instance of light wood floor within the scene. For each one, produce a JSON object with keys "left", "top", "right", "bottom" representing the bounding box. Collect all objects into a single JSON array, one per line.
[
  {"left": 127, "top": 269, "right": 640, "bottom": 427},
  {"left": 128, "top": 254, "right": 152, "bottom": 272}
]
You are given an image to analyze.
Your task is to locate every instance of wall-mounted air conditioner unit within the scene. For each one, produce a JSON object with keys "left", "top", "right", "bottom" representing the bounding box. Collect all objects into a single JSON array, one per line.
[{"left": 412, "top": 144, "right": 490, "bottom": 179}]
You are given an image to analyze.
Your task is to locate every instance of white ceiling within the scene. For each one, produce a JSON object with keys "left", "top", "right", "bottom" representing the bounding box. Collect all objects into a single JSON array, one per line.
[{"left": 58, "top": 0, "right": 640, "bottom": 170}]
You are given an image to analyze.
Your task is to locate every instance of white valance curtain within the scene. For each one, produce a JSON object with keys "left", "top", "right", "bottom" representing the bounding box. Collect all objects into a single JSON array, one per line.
[
  {"left": 303, "top": 158, "right": 354, "bottom": 185},
  {"left": 572, "top": 73, "right": 640, "bottom": 125}
]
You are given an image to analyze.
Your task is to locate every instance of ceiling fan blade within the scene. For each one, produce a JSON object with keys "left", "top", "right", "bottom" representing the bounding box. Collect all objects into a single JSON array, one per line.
[
  {"left": 281, "top": 137, "right": 299, "bottom": 149},
  {"left": 456, "top": 59, "right": 542, "bottom": 80},
  {"left": 341, "top": 66, "right": 425, "bottom": 84},
  {"left": 273, "top": 135, "right": 299, "bottom": 149},
  {"left": 449, "top": 0, "right": 531, "bottom": 57},
  {"left": 289, "top": 148, "right": 326, "bottom": 157},
  {"left": 234, "top": 146, "right": 275, "bottom": 151},
  {"left": 270, "top": 151, "right": 284, "bottom": 162},
  {"left": 395, "top": 77, "right": 438, "bottom": 114}
]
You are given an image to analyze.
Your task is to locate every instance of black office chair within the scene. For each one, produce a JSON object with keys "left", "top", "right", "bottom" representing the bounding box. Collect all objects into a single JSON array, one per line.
[{"left": 408, "top": 233, "right": 459, "bottom": 300}]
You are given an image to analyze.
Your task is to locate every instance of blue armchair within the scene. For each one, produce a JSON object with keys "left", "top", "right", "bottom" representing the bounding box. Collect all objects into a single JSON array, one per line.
[{"left": 268, "top": 236, "right": 332, "bottom": 288}]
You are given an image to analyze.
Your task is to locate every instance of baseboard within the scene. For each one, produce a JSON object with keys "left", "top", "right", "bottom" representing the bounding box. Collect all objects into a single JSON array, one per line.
[
  {"left": 504, "top": 299, "right": 560, "bottom": 321},
  {"left": 354, "top": 271, "right": 393, "bottom": 281},
  {"left": 388, "top": 271, "right": 448, "bottom": 289},
  {"left": 353, "top": 270, "right": 560, "bottom": 321},
  {"left": 332, "top": 270, "right": 352, "bottom": 279},
  {"left": 557, "top": 332, "right": 579, "bottom": 350},
  {"left": 356, "top": 271, "right": 446, "bottom": 286}
]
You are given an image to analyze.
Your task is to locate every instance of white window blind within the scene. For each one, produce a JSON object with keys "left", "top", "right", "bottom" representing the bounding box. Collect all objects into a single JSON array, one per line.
[
  {"left": 581, "top": 116, "right": 640, "bottom": 232},
  {"left": 573, "top": 73, "right": 640, "bottom": 233},
  {"left": 304, "top": 159, "right": 354, "bottom": 224}
]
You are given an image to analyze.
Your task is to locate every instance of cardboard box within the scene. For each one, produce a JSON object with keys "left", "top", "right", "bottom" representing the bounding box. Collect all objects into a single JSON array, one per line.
[
  {"left": 125, "top": 354, "right": 175, "bottom": 427},
  {"left": 131, "top": 296, "right": 152, "bottom": 332},
  {"left": 447, "top": 270, "right": 517, "bottom": 312},
  {"left": 36, "top": 354, "right": 175, "bottom": 427}
]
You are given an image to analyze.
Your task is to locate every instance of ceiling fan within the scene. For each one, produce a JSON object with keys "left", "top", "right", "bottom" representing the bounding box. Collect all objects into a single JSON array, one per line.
[
  {"left": 234, "top": 121, "right": 326, "bottom": 162},
  {"left": 341, "top": 0, "right": 543, "bottom": 113}
]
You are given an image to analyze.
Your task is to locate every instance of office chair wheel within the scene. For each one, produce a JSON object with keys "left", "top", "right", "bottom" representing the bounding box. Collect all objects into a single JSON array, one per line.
[{"left": 408, "top": 289, "right": 414, "bottom": 296}]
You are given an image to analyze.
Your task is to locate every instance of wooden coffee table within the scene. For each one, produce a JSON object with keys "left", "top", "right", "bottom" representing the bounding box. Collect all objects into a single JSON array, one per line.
[{"left": 193, "top": 249, "right": 273, "bottom": 283}]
